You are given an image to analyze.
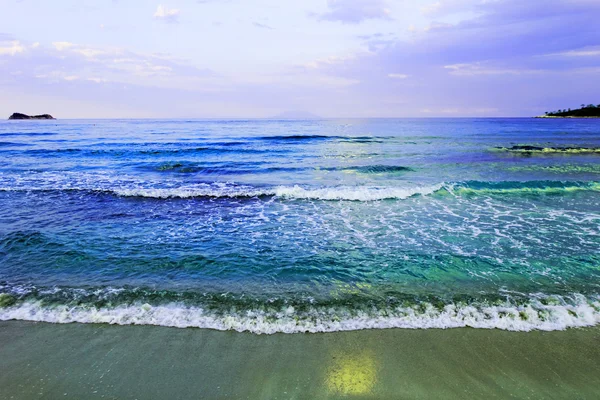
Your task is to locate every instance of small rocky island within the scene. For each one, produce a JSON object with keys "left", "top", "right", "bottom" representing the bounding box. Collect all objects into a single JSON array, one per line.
[
  {"left": 8, "top": 113, "right": 55, "bottom": 120},
  {"left": 537, "top": 104, "right": 600, "bottom": 118}
]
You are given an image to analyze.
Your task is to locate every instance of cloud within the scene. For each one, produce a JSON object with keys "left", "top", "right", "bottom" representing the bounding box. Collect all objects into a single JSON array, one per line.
[
  {"left": 154, "top": 5, "right": 180, "bottom": 22},
  {"left": 548, "top": 46, "right": 600, "bottom": 57},
  {"left": 387, "top": 73, "right": 408, "bottom": 79},
  {"left": 87, "top": 77, "right": 108, "bottom": 84},
  {"left": 420, "top": 0, "right": 485, "bottom": 16},
  {"left": 2, "top": 0, "right": 599, "bottom": 118},
  {"left": 0, "top": 40, "right": 25, "bottom": 56},
  {"left": 315, "top": 0, "right": 392, "bottom": 24},
  {"left": 3, "top": 39, "right": 215, "bottom": 90},
  {"left": 253, "top": 22, "right": 273, "bottom": 30},
  {"left": 443, "top": 63, "right": 543, "bottom": 76},
  {"left": 52, "top": 42, "right": 75, "bottom": 51},
  {"left": 53, "top": 41, "right": 113, "bottom": 60},
  {"left": 300, "top": 0, "right": 600, "bottom": 116}
]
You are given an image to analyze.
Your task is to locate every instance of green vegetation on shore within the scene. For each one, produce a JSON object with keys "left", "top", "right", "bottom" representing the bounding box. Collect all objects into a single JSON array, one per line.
[{"left": 538, "top": 104, "right": 600, "bottom": 118}]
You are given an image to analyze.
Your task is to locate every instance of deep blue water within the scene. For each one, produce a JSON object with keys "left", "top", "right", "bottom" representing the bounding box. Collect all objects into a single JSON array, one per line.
[{"left": 1, "top": 118, "right": 599, "bottom": 333}]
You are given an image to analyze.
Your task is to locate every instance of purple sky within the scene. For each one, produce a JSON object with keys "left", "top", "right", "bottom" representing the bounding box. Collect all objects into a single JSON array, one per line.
[{"left": 1, "top": 0, "right": 599, "bottom": 118}]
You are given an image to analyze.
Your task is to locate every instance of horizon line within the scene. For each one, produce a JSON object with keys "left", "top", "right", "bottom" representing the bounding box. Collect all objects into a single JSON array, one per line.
[{"left": 3, "top": 116, "right": 541, "bottom": 121}]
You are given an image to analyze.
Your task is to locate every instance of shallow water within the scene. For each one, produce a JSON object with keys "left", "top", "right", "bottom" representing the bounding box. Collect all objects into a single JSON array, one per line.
[{"left": 0, "top": 118, "right": 599, "bottom": 333}]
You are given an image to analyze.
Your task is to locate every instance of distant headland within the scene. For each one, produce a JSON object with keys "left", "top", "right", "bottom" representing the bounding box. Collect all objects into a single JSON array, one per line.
[
  {"left": 8, "top": 113, "right": 55, "bottom": 120},
  {"left": 536, "top": 104, "right": 600, "bottom": 118}
]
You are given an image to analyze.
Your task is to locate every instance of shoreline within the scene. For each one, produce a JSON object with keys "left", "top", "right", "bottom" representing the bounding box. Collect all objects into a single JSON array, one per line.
[{"left": 2, "top": 321, "right": 600, "bottom": 399}]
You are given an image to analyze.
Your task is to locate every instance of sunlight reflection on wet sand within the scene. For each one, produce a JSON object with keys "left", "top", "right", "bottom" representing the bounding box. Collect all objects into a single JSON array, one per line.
[{"left": 326, "top": 351, "right": 379, "bottom": 395}]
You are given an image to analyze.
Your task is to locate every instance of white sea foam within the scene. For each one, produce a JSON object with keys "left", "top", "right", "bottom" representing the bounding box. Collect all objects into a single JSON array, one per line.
[
  {"left": 112, "top": 184, "right": 444, "bottom": 201},
  {"left": 1, "top": 295, "right": 599, "bottom": 334},
  {"left": 2, "top": 171, "right": 599, "bottom": 201},
  {"left": 272, "top": 184, "right": 443, "bottom": 201},
  {"left": 0, "top": 170, "right": 444, "bottom": 201},
  {"left": 112, "top": 185, "right": 265, "bottom": 199}
]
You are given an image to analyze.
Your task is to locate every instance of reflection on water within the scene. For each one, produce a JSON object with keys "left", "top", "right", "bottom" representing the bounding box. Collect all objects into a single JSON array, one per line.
[{"left": 326, "top": 351, "right": 378, "bottom": 395}]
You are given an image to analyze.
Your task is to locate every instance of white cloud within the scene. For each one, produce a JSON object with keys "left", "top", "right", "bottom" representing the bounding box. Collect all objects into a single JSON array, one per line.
[
  {"left": 253, "top": 22, "right": 274, "bottom": 30},
  {"left": 421, "top": 106, "right": 500, "bottom": 114},
  {"left": 443, "top": 63, "right": 543, "bottom": 76},
  {"left": 301, "top": 54, "right": 358, "bottom": 70},
  {"left": 550, "top": 47, "right": 600, "bottom": 57},
  {"left": 54, "top": 42, "right": 113, "bottom": 59},
  {"left": 421, "top": 1, "right": 442, "bottom": 14},
  {"left": 76, "top": 48, "right": 107, "bottom": 58},
  {"left": 315, "top": 0, "right": 392, "bottom": 24},
  {"left": 420, "top": 0, "right": 488, "bottom": 16},
  {"left": 388, "top": 73, "right": 409, "bottom": 79},
  {"left": 154, "top": 5, "right": 180, "bottom": 22},
  {"left": 0, "top": 41, "right": 25, "bottom": 56},
  {"left": 53, "top": 42, "right": 75, "bottom": 51},
  {"left": 10, "top": 39, "right": 214, "bottom": 91}
]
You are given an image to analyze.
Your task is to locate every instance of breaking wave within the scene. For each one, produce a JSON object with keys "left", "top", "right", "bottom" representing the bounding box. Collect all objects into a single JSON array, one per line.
[
  {"left": 0, "top": 177, "right": 598, "bottom": 201},
  {"left": 107, "top": 184, "right": 442, "bottom": 201},
  {"left": 0, "top": 288, "right": 598, "bottom": 334},
  {"left": 496, "top": 145, "right": 600, "bottom": 154}
]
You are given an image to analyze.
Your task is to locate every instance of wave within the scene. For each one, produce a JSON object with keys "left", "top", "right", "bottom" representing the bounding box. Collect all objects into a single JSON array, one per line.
[
  {"left": 0, "top": 132, "right": 58, "bottom": 137},
  {"left": 1, "top": 289, "right": 598, "bottom": 334},
  {"left": 0, "top": 178, "right": 598, "bottom": 201},
  {"left": 496, "top": 145, "right": 600, "bottom": 154},
  {"left": 107, "top": 184, "right": 441, "bottom": 201},
  {"left": 149, "top": 163, "right": 413, "bottom": 175},
  {"left": 507, "top": 164, "right": 600, "bottom": 174},
  {"left": 271, "top": 185, "right": 439, "bottom": 201},
  {"left": 107, "top": 181, "right": 600, "bottom": 200},
  {"left": 343, "top": 165, "right": 413, "bottom": 174},
  {"left": 151, "top": 161, "right": 310, "bottom": 175},
  {"left": 0, "top": 141, "right": 33, "bottom": 147},
  {"left": 16, "top": 147, "right": 283, "bottom": 157},
  {"left": 0, "top": 182, "right": 437, "bottom": 201},
  {"left": 448, "top": 180, "right": 600, "bottom": 196},
  {"left": 257, "top": 135, "right": 338, "bottom": 141},
  {"left": 254, "top": 135, "right": 383, "bottom": 143}
]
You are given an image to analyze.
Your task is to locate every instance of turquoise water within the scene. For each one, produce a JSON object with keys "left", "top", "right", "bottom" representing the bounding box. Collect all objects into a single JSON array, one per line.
[{"left": 0, "top": 118, "right": 599, "bottom": 333}]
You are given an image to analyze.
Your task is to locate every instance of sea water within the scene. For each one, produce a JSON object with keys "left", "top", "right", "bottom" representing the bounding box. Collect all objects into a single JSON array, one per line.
[{"left": 0, "top": 118, "right": 599, "bottom": 333}]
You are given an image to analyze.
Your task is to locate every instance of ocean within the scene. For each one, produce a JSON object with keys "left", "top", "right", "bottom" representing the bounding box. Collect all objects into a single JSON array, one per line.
[{"left": 0, "top": 118, "right": 599, "bottom": 334}]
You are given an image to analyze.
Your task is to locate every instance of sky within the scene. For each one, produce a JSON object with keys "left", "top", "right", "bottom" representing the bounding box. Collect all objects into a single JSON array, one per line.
[{"left": 0, "top": 0, "right": 599, "bottom": 118}]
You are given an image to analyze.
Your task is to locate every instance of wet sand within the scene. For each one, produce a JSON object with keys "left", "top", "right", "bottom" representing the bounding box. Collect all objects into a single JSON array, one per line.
[{"left": 1, "top": 321, "right": 600, "bottom": 399}]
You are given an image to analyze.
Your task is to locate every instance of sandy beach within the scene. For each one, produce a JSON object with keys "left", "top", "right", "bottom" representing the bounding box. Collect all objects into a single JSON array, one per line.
[{"left": 1, "top": 321, "right": 600, "bottom": 399}]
